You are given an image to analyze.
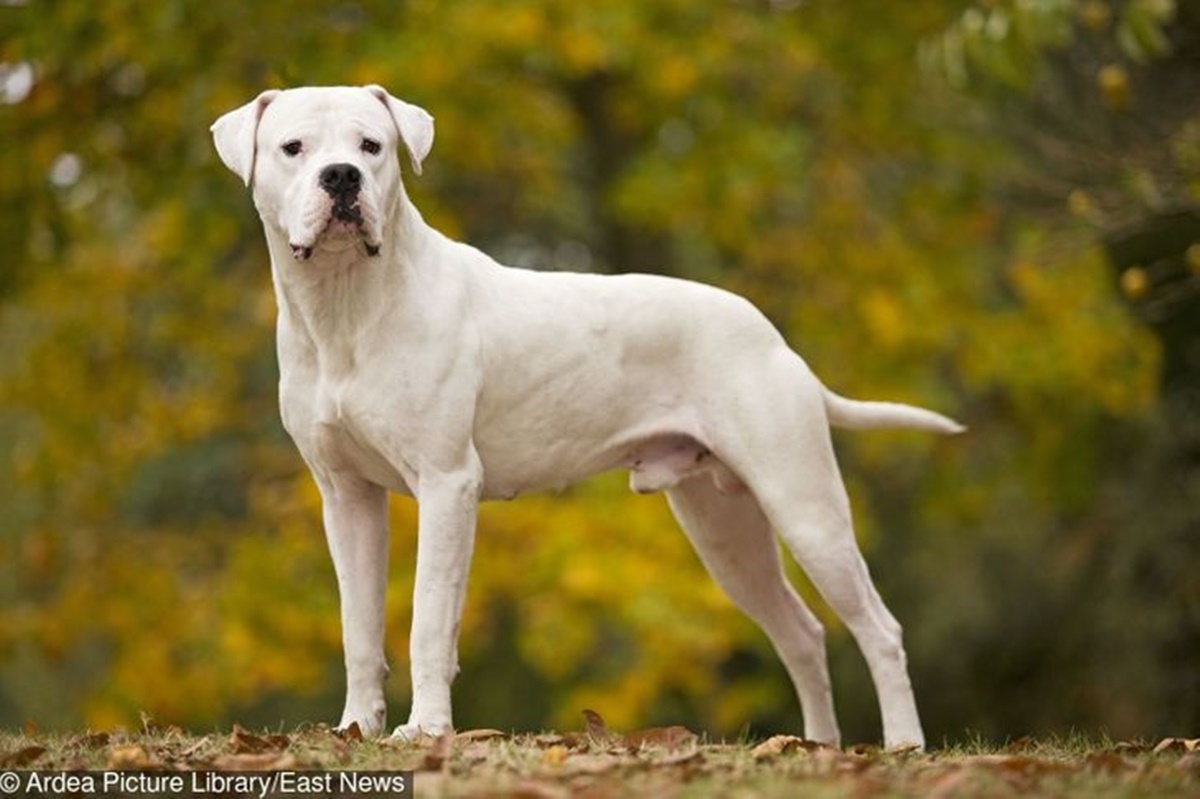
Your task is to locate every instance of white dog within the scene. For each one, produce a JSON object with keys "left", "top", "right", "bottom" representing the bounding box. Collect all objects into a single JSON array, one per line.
[{"left": 211, "top": 85, "right": 962, "bottom": 750}]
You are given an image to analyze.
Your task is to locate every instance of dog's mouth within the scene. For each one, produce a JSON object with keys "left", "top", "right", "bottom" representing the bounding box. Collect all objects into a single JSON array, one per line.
[
  {"left": 290, "top": 201, "right": 381, "bottom": 261},
  {"left": 332, "top": 197, "right": 365, "bottom": 227}
]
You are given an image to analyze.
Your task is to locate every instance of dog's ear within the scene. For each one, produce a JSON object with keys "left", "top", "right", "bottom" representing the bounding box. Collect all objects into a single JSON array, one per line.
[
  {"left": 210, "top": 90, "right": 280, "bottom": 186},
  {"left": 366, "top": 85, "right": 434, "bottom": 176}
]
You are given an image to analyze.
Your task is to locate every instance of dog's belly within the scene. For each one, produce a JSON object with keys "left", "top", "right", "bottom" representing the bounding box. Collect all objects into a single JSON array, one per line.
[
  {"left": 469, "top": 391, "right": 716, "bottom": 500},
  {"left": 473, "top": 433, "right": 637, "bottom": 499}
]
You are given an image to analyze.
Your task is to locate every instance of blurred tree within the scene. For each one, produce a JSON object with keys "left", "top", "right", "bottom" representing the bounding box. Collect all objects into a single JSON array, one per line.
[
  {"left": 927, "top": 0, "right": 1200, "bottom": 735},
  {"left": 0, "top": 0, "right": 1176, "bottom": 744}
]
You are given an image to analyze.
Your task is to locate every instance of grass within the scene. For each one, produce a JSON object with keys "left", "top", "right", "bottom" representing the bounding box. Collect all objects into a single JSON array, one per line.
[{"left": 1, "top": 723, "right": 1197, "bottom": 798}]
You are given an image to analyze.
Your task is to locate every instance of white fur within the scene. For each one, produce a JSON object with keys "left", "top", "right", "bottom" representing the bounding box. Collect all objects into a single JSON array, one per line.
[{"left": 211, "top": 85, "right": 963, "bottom": 749}]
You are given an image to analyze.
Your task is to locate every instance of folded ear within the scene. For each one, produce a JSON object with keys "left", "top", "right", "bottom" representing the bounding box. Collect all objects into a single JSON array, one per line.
[
  {"left": 366, "top": 85, "right": 435, "bottom": 176},
  {"left": 210, "top": 90, "right": 280, "bottom": 186}
]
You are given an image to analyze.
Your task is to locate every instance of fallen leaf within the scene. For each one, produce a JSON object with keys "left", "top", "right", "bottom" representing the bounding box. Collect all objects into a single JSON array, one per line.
[
  {"left": 531, "top": 733, "right": 568, "bottom": 748},
  {"left": 106, "top": 744, "right": 159, "bottom": 770},
  {"left": 751, "top": 735, "right": 821, "bottom": 760},
  {"left": 542, "top": 745, "right": 569, "bottom": 767},
  {"left": 622, "top": 725, "right": 697, "bottom": 751},
  {"left": 228, "top": 724, "right": 290, "bottom": 754},
  {"left": 582, "top": 709, "right": 610, "bottom": 741},
  {"left": 457, "top": 728, "right": 508, "bottom": 742},
  {"left": 847, "top": 742, "right": 882, "bottom": 757},
  {"left": 421, "top": 731, "right": 455, "bottom": 771},
  {"left": 334, "top": 722, "right": 364, "bottom": 743},
  {"left": 1153, "top": 738, "right": 1200, "bottom": 755},
  {"left": 1, "top": 746, "right": 45, "bottom": 768},
  {"left": 76, "top": 732, "right": 110, "bottom": 749},
  {"left": 887, "top": 742, "right": 923, "bottom": 756},
  {"left": 179, "top": 736, "right": 213, "bottom": 761},
  {"left": 562, "top": 732, "right": 589, "bottom": 749}
]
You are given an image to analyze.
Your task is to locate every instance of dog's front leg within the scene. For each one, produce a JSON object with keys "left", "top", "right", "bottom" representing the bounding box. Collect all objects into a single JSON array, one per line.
[
  {"left": 320, "top": 476, "right": 391, "bottom": 737},
  {"left": 394, "top": 464, "right": 482, "bottom": 739}
]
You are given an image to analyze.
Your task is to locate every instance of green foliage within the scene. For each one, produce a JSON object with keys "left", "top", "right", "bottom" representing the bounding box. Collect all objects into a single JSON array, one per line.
[{"left": 0, "top": 0, "right": 1187, "bottom": 745}]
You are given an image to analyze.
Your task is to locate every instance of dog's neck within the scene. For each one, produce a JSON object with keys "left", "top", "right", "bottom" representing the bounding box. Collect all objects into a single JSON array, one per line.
[{"left": 264, "top": 196, "right": 431, "bottom": 373}]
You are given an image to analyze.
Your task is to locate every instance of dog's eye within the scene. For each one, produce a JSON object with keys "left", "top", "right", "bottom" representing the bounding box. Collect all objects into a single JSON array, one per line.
[
  {"left": 360, "top": 138, "right": 382, "bottom": 156},
  {"left": 281, "top": 140, "right": 303, "bottom": 157}
]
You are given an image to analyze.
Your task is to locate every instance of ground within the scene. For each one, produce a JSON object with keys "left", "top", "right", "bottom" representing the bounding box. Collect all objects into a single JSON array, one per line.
[{"left": 1, "top": 714, "right": 1197, "bottom": 798}]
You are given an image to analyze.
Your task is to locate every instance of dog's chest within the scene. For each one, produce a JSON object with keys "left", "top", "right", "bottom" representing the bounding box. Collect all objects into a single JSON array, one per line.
[{"left": 283, "top": 373, "right": 416, "bottom": 495}]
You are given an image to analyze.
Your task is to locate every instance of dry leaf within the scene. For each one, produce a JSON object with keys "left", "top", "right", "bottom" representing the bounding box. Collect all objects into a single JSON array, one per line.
[
  {"left": 421, "top": 731, "right": 455, "bottom": 771},
  {"left": 561, "top": 732, "right": 589, "bottom": 749},
  {"left": 531, "top": 733, "right": 567, "bottom": 748},
  {"left": 107, "top": 744, "right": 159, "bottom": 770},
  {"left": 77, "top": 732, "right": 110, "bottom": 749},
  {"left": 542, "top": 745, "right": 570, "bottom": 767},
  {"left": 582, "top": 709, "right": 609, "bottom": 741},
  {"left": 622, "top": 725, "right": 698, "bottom": 751},
  {"left": 1, "top": 745, "right": 45, "bottom": 768},
  {"left": 847, "top": 742, "right": 882, "bottom": 757},
  {"left": 179, "top": 736, "right": 213, "bottom": 761},
  {"left": 1153, "top": 738, "right": 1200, "bottom": 755},
  {"left": 228, "top": 724, "right": 289, "bottom": 754},
  {"left": 457, "top": 728, "right": 508, "bottom": 742},
  {"left": 334, "top": 722, "right": 364, "bottom": 743},
  {"left": 751, "top": 735, "right": 816, "bottom": 760}
]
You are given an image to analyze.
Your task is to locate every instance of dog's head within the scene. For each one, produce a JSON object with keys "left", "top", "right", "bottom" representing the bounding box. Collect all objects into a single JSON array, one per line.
[{"left": 211, "top": 85, "right": 433, "bottom": 261}]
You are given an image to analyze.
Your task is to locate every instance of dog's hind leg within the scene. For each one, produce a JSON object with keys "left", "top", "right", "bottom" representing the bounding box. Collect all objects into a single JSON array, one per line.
[
  {"left": 667, "top": 475, "right": 842, "bottom": 745},
  {"left": 702, "top": 353, "right": 925, "bottom": 749},
  {"left": 746, "top": 441, "right": 926, "bottom": 750}
]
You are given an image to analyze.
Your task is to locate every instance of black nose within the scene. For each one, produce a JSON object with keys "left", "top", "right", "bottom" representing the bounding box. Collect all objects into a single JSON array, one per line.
[{"left": 319, "top": 163, "right": 362, "bottom": 196}]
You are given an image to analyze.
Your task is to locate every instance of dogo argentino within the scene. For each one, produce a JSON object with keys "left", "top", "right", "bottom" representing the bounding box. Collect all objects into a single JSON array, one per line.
[{"left": 211, "top": 84, "right": 963, "bottom": 750}]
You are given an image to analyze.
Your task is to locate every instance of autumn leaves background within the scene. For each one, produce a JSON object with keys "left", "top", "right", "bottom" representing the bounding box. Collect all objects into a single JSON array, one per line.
[{"left": 0, "top": 1, "right": 1196, "bottom": 745}]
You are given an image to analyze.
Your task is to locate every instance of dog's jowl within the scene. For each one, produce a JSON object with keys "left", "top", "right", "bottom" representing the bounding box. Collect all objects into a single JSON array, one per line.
[{"left": 212, "top": 85, "right": 962, "bottom": 749}]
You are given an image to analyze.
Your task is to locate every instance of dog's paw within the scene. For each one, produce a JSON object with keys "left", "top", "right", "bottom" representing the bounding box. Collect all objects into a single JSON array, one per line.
[
  {"left": 390, "top": 720, "right": 453, "bottom": 741},
  {"left": 338, "top": 703, "right": 387, "bottom": 738}
]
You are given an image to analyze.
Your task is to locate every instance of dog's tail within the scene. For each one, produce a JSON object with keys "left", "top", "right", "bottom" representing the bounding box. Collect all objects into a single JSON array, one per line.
[{"left": 822, "top": 387, "right": 965, "bottom": 435}]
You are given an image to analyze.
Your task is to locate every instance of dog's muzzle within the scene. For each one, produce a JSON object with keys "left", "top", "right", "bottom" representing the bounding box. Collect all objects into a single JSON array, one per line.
[
  {"left": 320, "top": 163, "right": 365, "bottom": 225},
  {"left": 289, "top": 163, "right": 381, "bottom": 260}
]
